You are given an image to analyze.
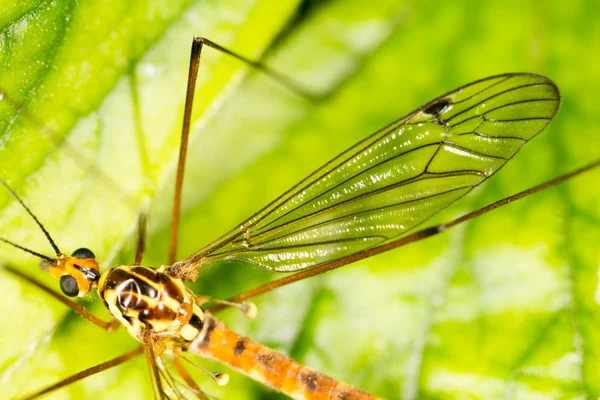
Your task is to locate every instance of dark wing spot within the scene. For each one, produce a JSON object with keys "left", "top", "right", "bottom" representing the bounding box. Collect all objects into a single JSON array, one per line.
[
  {"left": 234, "top": 339, "right": 246, "bottom": 356},
  {"left": 423, "top": 98, "right": 451, "bottom": 115}
]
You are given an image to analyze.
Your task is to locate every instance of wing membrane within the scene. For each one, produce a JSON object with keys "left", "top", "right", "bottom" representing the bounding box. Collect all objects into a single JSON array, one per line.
[{"left": 179, "top": 73, "right": 560, "bottom": 272}]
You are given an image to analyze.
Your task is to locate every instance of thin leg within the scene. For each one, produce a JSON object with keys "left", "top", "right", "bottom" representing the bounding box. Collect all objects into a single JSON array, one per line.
[
  {"left": 172, "top": 357, "right": 208, "bottom": 399},
  {"left": 133, "top": 214, "right": 148, "bottom": 266},
  {"left": 210, "top": 160, "right": 600, "bottom": 309},
  {"left": 157, "top": 356, "right": 185, "bottom": 400},
  {"left": 167, "top": 37, "right": 313, "bottom": 266},
  {"left": 3, "top": 266, "right": 120, "bottom": 331},
  {"left": 195, "top": 294, "right": 256, "bottom": 319},
  {"left": 196, "top": 38, "right": 314, "bottom": 98},
  {"left": 144, "top": 340, "right": 166, "bottom": 400},
  {"left": 168, "top": 38, "right": 202, "bottom": 265},
  {"left": 175, "top": 352, "right": 229, "bottom": 387},
  {"left": 21, "top": 346, "right": 143, "bottom": 400}
]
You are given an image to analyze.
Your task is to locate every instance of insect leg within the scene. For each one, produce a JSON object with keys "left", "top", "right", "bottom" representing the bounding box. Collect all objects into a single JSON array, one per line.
[
  {"left": 19, "top": 346, "right": 143, "bottom": 400},
  {"left": 193, "top": 37, "right": 314, "bottom": 98},
  {"left": 144, "top": 339, "right": 167, "bottom": 400},
  {"left": 211, "top": 159, "right": 600, "bottom": 307},
  {"left": 167, "top": 37, "right": 312, "bottom": 267},
  {"left": 157, "top": 355, "right": 191, "bottom": 400},
  {"left": 195, "top": 294, "right": 257, "bottom": 319},
  {"left": 167, "top": 38, "right": 201, "bottom": 266},
  {"left": 172, "top": 348, "right": 230, "bottom": 390},
  {"left": 3, "top": 265, "right": 120, "bottom": 331},
  {"left": 171, "top": 357, "right": 210, "bottom": 400},
  {"left": 133, "top": 213, "right": 148, "bottom": 266}
]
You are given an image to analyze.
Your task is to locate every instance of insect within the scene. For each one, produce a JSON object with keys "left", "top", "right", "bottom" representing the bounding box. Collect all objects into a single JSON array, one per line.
[
  {"left": 1, "top": 3, "right": 600, "bottom": 400},
  {"left": 1, "top": 32, "right": 598, "bottom": 399}
]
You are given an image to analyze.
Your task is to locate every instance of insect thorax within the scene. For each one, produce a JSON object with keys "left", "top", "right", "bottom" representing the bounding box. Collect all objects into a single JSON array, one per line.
[{"left": 98, "top": 266, "right": 205, "bottom": 345}]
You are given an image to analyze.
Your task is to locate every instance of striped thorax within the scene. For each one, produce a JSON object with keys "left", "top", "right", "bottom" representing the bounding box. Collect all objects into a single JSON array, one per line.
[{"left": 98, "top": 266, "right": 205, "bottom": 347}]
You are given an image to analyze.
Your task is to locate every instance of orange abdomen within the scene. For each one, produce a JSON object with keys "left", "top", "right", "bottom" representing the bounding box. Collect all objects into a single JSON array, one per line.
[{"left": 189, "top": 313, "right": 384, "bottom": 400}]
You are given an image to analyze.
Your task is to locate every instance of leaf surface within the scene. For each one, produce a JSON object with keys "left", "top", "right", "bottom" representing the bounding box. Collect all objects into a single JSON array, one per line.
[{"left": 0, "top": 1, "right": 599, "bottom": 399}]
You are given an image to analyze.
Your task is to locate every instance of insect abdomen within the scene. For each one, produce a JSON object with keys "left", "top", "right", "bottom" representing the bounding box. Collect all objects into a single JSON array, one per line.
[{"left": 189, "top": 313, "right": 382, "bottom": 400}]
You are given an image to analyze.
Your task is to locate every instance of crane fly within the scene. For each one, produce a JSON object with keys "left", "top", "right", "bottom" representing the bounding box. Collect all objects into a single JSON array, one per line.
[{"left": 1, "top": 36, "right": 598, "bottom": 399}]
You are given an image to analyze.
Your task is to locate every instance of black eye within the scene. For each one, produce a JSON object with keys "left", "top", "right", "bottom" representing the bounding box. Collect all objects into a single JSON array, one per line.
[
  {"left": 72, "top": 248, "right": 95, "bottom": 259},
  {"left": 60, "top": 275, "right": 79, "bottom": 297}
]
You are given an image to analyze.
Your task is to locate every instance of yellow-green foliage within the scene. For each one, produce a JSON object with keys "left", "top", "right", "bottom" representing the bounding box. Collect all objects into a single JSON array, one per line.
[{"left": 0, "top": 1, "right": 598, "bottom": 399}]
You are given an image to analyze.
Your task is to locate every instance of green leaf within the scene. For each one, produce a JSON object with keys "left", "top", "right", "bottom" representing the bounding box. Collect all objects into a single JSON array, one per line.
[{"left": 0, "top": 1, "right": 599, "bottom": 399}]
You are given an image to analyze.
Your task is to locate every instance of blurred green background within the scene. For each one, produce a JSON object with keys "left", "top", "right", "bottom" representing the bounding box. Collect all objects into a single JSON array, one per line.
[{"left": 0, "top": 0, "right": 598, "bottom": 399}]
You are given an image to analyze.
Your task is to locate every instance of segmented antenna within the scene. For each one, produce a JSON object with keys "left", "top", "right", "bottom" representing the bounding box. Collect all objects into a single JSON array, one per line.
[
  {"left": 0, "top": 178, "right": 61, "bottom": 256},
  {"left": 0, "top": 237, "right": 54, "bottom": 262}
]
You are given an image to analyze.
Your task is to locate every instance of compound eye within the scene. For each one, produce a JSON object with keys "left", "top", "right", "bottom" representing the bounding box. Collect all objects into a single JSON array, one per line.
[
  {"left": 60, "top": 275, "right": 79, "bottom": 297},
  {"left": 72, "top": 248, "right": 95, "bottom": 259}
]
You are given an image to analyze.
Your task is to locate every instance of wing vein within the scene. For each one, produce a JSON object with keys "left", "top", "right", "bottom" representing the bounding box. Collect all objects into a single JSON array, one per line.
[
  {"left": 251, "top": 141, "right": 443, "bottom": 234},
  {"left": 220, "top": 185, "right": 473, "bottom": 252},
  {"left": 174, "top": 73, "right": 560, "bottom": 276},
  {"left": 446, "top": 82, "right": 555, "bottom": 123},
  {"left": 246, "top": 169, "right": 483, "bottom": 242}
]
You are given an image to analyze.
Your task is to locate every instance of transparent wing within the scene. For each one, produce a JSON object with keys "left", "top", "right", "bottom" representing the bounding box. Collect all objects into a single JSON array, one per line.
[{"left": 179, "top": 73, "right": 559, "bottom": 273}]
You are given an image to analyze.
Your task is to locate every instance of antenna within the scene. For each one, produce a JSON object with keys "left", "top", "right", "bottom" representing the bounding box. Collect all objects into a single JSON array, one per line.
[
  {"left": 0, "top": 237, "right": 54, "bottom": 262},
  {"left": 0, "top": 178, "right": 61, "bottom": 256}
]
